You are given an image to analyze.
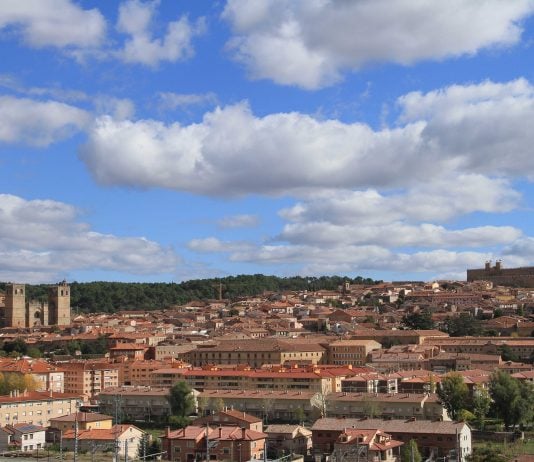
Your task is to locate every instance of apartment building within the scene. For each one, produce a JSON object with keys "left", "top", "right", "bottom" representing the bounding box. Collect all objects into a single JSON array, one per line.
[
  {"left": 197, "top": 389, "right": 316, "bottom": 423},
  {"left": 117, "top": 360, "right": 173, "bottom": 386},
  {"left": 0, "top": 358, "right": 64, "bottom": 393},
  {"left": 326, "top": 392, "right": 448, "bottom": 421},
  {"left": 98, "top": 386, "right": 171, "bottom": 424},
  {"left": 187, "top": 339, "right": 326, "bottom": 368},
  {"left": 0, "top": 391, "right": 81, "bottom": 427},
  {"left": 424, "top": 337, "right": 534, "bottom": 362},
  {"left": 151, "top": 364, "right": 366, "bottom": 393},
  {"left": 326, "top": 340, "right": 381, "bottom": 366},
  {"left": 61, "top": 362, "right": 119, "bottom": 402}
]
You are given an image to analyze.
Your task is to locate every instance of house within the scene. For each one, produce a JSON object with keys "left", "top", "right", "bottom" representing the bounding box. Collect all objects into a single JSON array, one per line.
[
  {"left": 48, "top": 412, "right": 114, "bottom": 432},
  {"left": 312, "top": 418, "right": 471, "bottom": 461},
  {"left": 192, "top": 410, "right": 263, "bottom": 432},
  {"left": 0, "top": 423, "right": 46, "bottom": 452},
  {"left": 61, "top": 424, "right": 144, "bottom": 459},
  {"left": 332, "top": 428, "right": 403, "bottom": 462},
  {"left": 264, "top": 424, "right": 312, "bottom": 458},
  {"left": 161, "top": 425, "right": 267, "bottom": 462}
]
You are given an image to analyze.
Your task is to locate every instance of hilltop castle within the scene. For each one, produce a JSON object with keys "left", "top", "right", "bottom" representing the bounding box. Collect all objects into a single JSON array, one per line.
[
  {"left": 467, "top": 261, "right": 534, "bottom": 288},
  {"left": 2, "top": 281, "right": 71, "bottom": 328}
]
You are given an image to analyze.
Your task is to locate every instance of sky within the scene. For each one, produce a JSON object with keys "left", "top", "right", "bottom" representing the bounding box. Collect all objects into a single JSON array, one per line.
[{"left": 2, "top": 0, "right": 534, "bottom": 284}]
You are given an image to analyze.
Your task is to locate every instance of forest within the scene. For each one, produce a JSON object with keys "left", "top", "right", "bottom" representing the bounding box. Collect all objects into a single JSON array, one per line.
[{"left": 0, "top": 274, "right": 379, "bottom": 314}]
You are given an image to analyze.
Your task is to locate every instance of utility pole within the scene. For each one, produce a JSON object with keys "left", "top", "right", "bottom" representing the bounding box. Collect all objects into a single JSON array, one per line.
[
  {"left": 73, "top": 404, "right": 79, "bottom": 462},
  {"left": 59, "top": 430, "right": 63, "bottom": 462},
  {"left": 124, "top": 439, "right": 128, "bottom": 462},
  {"left": 206, "top": 424, "right": 210, "bottom": 462}
]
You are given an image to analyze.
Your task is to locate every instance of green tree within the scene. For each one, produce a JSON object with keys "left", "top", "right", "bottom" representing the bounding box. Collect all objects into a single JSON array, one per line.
[
  {"left": 488, "top": 371, "right": 534, "bottom": 430},
  {"left": 472, "top": 388, "right": 491, "bottom": 430},
  {"left": 443, "top": 313, "right": 482, "bottom": 337},
  {"left": 466, "top": 445, "right": 506, "bottom": 462},
  {"left": 402, "top": 310, "right": 434, "bottom": 330},
  {"left": 401, "top": 440, "right": 422, "bottom": 462},
  {"left": 167, "top": 381, "right": 195, "bottom": 418},
  {"left": 437, "top": 373, "right": 468, "bottom": 421},
  {"left": 499, "top": 344, "right": 518, "bottom": 362},
  {"left": 294, "top": 406, "right": 305, "bottom": 425}
]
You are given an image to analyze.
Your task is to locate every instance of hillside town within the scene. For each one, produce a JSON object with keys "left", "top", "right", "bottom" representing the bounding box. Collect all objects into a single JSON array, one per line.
[{"left": 0, "top": 266, "right": 533, "bottom": 462}]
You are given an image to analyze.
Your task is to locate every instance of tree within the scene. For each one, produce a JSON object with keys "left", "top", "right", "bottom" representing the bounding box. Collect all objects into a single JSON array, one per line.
[
  {"left": 167, "top": 382, "right": 195, "bottom": 418},
  {"left": 402, "top": 310, "right": 434, "bottom": 330},
  {"left": 466, "top": 446, "right": 506, "bottom": 462},
  {"left": 437, "top": 373, "right": 468, "bottom": 421},
  {"left": 210, "top": 397, "right": 225, "bottom": 413},
  {"left": 488, "top": 371, "right": 534, "bottom": 430},
  {"left": 197, "top": 396, "right": 209, "bottom": 416},
  {"left": 443, "top": 313, "right": 482, "bottom": 337},
  {"left": 499, "top": 344, "right": 518, "bottom": 362},
  {"left": 401, "top": 440, "right": 422, "bottom": 462},
  {"left": 294, "top": 406, "right": 305, "bottom": 425},
  {"left": 472, "top": 388, "right": 491, "bottom": 430}
]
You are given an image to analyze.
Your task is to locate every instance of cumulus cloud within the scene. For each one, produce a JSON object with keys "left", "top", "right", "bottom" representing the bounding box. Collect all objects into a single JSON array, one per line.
[
  {"left": 157, "top": 92, "right": 218, "bottom": 111},
  {"left": 116, "top": 0, "right": 205, "bottom": 67},
  {"left": 0, "top": 0, "right": 106, "bottom": 48},
  {"left": 280, "top": 175, "right": 520, "bottom": 225},
  {"left": 222, "top": 0, "right": 534, "bottom": 89},
  {"left": 217, "top": 214, "right": 259, "bottom": 229},
  {"left": 277, "top": 222, "right": 521, "bottom": 248},
  {"left": 80, "top": 79, "right": 534, "bottom": 195},
  {"left": 0, "top": 194, "right": 180, "bottom": 282},
  {"left": 0, "top": 95, "right": 90, "bottom": 146},
  {"left": 187, "top": 237, "right": 253, "bottom": 253}
]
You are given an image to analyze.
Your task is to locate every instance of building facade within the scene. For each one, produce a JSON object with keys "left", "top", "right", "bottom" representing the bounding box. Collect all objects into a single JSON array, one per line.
[{"left": 3, "top": 281, "right": 71, "bottom": 328}]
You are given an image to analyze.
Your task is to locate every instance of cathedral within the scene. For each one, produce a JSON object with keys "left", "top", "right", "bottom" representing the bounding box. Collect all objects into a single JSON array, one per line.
[{"left": 2, "top": 281, "right": 71, "bottom": 328}]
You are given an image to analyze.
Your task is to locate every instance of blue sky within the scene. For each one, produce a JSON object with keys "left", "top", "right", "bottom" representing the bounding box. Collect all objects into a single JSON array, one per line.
[{"left": 2, "top": 0, "right": 534, "bottom": 283}]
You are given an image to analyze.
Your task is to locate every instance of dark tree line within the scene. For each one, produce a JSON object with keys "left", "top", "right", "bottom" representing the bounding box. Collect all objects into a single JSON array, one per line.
[{"left": 0, "top": 275, "right": 379, "bottom": 313}]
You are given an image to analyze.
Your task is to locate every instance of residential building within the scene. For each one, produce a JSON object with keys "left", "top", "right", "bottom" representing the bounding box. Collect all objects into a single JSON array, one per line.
[
  {"left": 49, "top": 412, "right": 113, "bottom": 432},
  {"left": 0, "top": 423, "right": 46, "bottom": 452},
  {"left": 264, "top": 424, "right": 312, "bottom": 458},
  {"left": 98, "top": 386, "right": 171, "bottom": 424},
  {"left": 61, "top": 424, "right": 144, "bottom": 459},
  {"left": 161, "top": 425, "right": 267, "bottom": 462},
  {"left": 312, "top": 418, "right": 471, "bottom": 461},
  {"left": 187, "top": 339, "right": 326, "bottom": 368},
  {"left": 61, "top": 362, "right": 119, "bottom": 402},
  {"left": 326, "top": 340, "right": 381, "bottom": 366},
  {"left": 0, "top": 391, "right": 81, "bottom": 427}
]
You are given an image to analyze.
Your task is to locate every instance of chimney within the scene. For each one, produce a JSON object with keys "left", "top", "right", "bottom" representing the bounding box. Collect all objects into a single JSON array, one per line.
[
  {"left": 218, "top": 426, "right": 222, "bottom": 439},
  {"left": 241, "top": 427, "right": 246, "bottom": 440},
  {"left": 165, "top": 426, "right": 171, "bottom": 438}
]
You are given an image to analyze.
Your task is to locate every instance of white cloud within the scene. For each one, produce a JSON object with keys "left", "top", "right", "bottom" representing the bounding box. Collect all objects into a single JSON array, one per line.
[
  {"left": 277, "top": 222, "right": 521, "bottom": 248},
  {"left": 217, "top": 214, "right": 259, "bottom": 229},
  {"left": 81, "top": 79, "right": 534, "bottom": 195},
  {"left": 280, "top": 175, "right": 520, "bottom": 225},
  {"left": 0, "top": 0, "right": 106, "bottom": 48},
  {"left": 0, "top": 95, "right": 90, "bottom": 146},
  {"left": 187, "top": 237, "right": 252, "bottom": 253},
  {"left": 116, "top": 0, "right": 205, "bottom": 67},
  {"left": 158, "top": 92, "right": 218, "bottom": 111},
  {"left": 0, "top": 194, "right": 180, "bottom": 282},
  {"left": 222, "top": 0, "right": 534, "bottom": 89}
]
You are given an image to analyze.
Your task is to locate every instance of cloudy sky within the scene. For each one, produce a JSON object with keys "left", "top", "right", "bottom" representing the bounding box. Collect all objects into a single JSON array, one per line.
[{"left": 2, "top": 0, "right": 534, "bottom": 283}]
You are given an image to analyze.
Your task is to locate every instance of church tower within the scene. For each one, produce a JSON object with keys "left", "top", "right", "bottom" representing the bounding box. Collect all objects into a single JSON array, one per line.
[
  {"left": 5, "top": 284, "right": 26, "bottom": 328},
  {"left": 48, "top": 281, "right": 71, "bottom": 326}
]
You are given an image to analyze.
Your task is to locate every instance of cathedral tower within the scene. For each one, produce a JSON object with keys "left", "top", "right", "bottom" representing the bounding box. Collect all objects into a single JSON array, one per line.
[
  {"left": 5, "top": 284, "right": 26, "bottom": 328},
  {"left": 48, "top": 281, "right": 71, "bottom": 326}
]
